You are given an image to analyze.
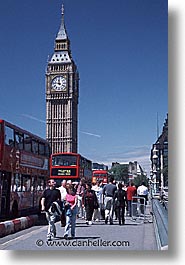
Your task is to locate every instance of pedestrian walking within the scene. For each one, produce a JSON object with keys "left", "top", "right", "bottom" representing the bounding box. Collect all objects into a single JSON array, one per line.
[
  {"left": 137, "top": 181, "right": 148, "bottom": 214},
  {"left": 40, "top": 179, "right": 61, "bottom": 240},
  {"left": 103, "top": 177, "right": 117, "bottom": 225},
  {"left": 92, "top": 180, "right": 103, "bottom": 221},
  {"left": 75, "top": 178, "right": 86, "bottom": 218},
  {"left": 57, "top": 180, "right": 67, "bottom": 227},
  {"left": 126, "top": 182, "right": 137, "bottom": 217},
  {"left": 113, "top": 182, "right": 127, "bottom": 225},
  {"left": 58, "top": 180, "right": 67, "bottom": 200},
  {"left": 63, "top": 186, "right": 78, "bottom": 239},
  {"left": 83, "top": 182, "right": 99, "bottom": 225}
]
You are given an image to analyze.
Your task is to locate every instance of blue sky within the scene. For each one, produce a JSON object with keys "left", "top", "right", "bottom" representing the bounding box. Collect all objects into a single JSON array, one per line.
[{"left": 0, "top": 0, "right": 168, "bottom": 174}]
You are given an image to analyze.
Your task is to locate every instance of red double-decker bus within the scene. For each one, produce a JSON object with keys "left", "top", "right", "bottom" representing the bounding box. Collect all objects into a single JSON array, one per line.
[
  {"left": 50, "top": 152, "right": 92, "bottom": 186},
  {"left": 92, "top": 170, "right": 108, "bottom": 184},
  {"left": 0, "top": 119, "right": 50, "bottom": 220}
]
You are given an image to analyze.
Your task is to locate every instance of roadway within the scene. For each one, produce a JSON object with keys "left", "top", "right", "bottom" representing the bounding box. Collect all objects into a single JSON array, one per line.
[{"left": 0, "top": 203, "right": 158, "bottom": 251}]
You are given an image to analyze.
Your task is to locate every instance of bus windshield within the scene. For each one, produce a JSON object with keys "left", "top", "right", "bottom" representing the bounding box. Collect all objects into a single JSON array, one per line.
[{"left": 52, "top": 154, "right": 77, "bottom": 166}]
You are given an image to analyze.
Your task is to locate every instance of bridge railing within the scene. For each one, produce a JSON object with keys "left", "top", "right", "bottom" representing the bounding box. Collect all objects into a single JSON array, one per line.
[{"left": 152, "top": 198, "right": 168, "bottom": 250}]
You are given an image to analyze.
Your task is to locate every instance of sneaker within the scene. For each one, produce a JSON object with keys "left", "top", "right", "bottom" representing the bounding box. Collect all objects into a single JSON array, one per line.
[
  {"left": 88, "top": 221, "right": 92, "bottom": 225},
  {"left": 105, "top": 217, "right": 108, "bottom": 224},
  {"left": 47, "top": 234, "right": 55, "bottom": 241}
]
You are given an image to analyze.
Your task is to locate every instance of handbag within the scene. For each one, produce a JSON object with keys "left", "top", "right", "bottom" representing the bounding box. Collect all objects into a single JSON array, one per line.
[{"left": 66, "top": 208, "right": 72, "bottom": 217}]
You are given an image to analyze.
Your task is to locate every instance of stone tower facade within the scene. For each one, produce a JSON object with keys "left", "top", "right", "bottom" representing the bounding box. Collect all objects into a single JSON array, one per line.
[{"left": 46, "top": 5, "right": 79, "bottom": 154}]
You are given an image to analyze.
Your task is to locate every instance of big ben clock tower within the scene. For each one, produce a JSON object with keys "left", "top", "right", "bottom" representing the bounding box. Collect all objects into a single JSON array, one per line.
[{"left": 46, "top": 5, "right": 79, "bottom": 154}]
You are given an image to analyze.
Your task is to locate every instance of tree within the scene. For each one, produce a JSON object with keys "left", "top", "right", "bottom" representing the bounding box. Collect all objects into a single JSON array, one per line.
[
  {"left": 109, "top": 164, "right": 129, "bottom": 183},
  {"left": 133, "top": 174, "right": 148, "bottom": 187}
]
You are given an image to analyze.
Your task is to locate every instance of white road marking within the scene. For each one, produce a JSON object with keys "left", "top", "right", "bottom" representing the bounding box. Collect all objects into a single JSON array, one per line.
[{"left": 0, "top": 226, "right": 47, "bottom": 248}]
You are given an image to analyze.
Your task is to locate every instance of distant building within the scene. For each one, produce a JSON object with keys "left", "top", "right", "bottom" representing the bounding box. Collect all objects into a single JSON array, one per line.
[
  {"left": 112, "top": 162, "right": 120, "bottom": 168},
  {"left": 111, "top": 161, "right": 145, "bottom": 182},
  {"left": 128, "top": 161, "right": 145, "bottom": 180},
  {"left": 150, "top": 114, "right": 168, "bottom": 190}
]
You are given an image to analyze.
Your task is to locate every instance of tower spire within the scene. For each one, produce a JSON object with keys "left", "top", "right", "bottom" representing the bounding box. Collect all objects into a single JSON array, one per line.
[
  {"left": 56, "top": 3, "right": 67, "bottom": 40},
  {"left": 61, "top": 4, "right": 64, "bottom": 25}
]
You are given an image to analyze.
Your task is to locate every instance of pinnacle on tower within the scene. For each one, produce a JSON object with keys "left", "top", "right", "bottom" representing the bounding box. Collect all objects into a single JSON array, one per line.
[{"left": 56, "top": 4, "right": 67, "bottom": 40}]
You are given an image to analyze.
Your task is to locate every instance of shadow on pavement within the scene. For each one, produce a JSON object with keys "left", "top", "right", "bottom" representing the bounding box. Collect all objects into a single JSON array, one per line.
[{"left": 54, "top": 236, "right": 100, "bottom": 240}]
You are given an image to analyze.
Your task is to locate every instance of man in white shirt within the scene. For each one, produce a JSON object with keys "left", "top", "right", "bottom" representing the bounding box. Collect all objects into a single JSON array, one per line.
[
  {"left": 58, "top": 180, "right": 67, "bottom": 227},
  {"left": 58, "top": 180, "right": 67, "bottom": 201},
  {"left": 137, "top": 182, "right": 148, "bottom": 214}
]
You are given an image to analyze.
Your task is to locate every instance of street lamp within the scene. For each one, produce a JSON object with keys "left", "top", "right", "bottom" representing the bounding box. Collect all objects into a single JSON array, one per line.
[
  {"left": 149, "top": 168, "right": 154, "bottom": 197},
  {"left": 160, "top": 149, "right": 164, "bottom": 191},
  {"left": 152, "top": 145, "right": 158, "bottom": 193}
]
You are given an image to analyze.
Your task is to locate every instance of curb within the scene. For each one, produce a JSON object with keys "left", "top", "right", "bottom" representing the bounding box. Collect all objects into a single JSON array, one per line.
[{"left": 0, "top": 215, "right": 38, "bottom": 238}]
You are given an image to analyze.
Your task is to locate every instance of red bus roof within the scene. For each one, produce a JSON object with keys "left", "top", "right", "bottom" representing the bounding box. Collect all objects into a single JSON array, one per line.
[
  {"left": 0, "top": 119, "right": 48, "bottom": 144},
  {"left": 51, "top": 152, "right": 79, "bottom": 156},
  {"left": 92, "top": 170, "right": 108, "bottom": 173},
  {"left": 51, "top": 152, "right": 92, "bottom": 163}
]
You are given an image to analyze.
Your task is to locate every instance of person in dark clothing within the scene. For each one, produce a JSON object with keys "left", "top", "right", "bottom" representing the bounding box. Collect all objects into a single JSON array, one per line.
[
  {"left": 113, "top": 182, "right": 127, "bottom": 225},
  {"left": 82, "top": 183, "right": 99, "bottom": 225},
  {"left": 41, "top": 179, "right": 61, "bottom": 240}
]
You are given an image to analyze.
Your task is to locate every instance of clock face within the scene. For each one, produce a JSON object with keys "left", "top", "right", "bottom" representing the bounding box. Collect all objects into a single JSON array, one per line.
[{"left": 51, "top": 76, "right": 67, "bottom": 91}]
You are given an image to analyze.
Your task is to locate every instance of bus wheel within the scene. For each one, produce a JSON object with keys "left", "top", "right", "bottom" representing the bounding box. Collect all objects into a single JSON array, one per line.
[{"left": 12, "top": 201, "right": 18, "bottom": 218}]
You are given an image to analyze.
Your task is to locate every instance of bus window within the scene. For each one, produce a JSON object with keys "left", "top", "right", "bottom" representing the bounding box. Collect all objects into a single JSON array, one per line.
[
  {"left": 15, "top": 132, "right": 24, "bottom": 150},
  {"left": 31, "top": 176, "right": 36, "bottom": 191},
  {"left": 5, "top": 126, "right": 14, "bottom": 147},
  {"left": 52, "top": 155, "right": 77, "bottom": 166},
  {"left": 45, "top": 145, "right": 50, "bottom": 157},
  {"left": 32, "top": 140, "right": 39, "bottom": 154},
  {"left": 24, "top": 135, "right": 32, "bottom": 152},
  {"left": 39, "top": 143, "right": 45, "bottom": 156},
  {"left": 22, "top": 175, "right": 31, "bottom": 191},
  {"left": 13, "top": 173, "right": 22, "bottom": 192},
  {"left": 37, "top": 176, "right": 45, "bottom": 191}
]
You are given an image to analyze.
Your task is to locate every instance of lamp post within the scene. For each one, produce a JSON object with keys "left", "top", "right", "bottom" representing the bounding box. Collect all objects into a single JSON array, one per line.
[
  {"left": 160, "top": 149, "right": 164, "bottom": 191},
  {"left": 149, "top": 168, "right": 154, "bottom": 197},
  {"left": 152, "top": 145, "right": 158, "bottom": 193}
]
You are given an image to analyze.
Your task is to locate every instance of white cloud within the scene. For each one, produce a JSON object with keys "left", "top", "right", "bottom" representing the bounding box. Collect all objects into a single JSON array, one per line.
[
  {"left": 87, "top": 145, "right": 151, "bottom": 175},
  {"left": 21, "top": 114, "right": 46, "bottom": 124},
  {"left": 80, "top": 130, "right": 101, "bottom": 138}
]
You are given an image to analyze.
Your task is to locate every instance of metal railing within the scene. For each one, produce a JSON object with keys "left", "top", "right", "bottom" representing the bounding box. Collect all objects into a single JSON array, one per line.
[
  {"left": 131, "top": 196, "right": 146, "bottom": 222},
  {"left": 152, "top": 198, "right": 168, "bottom": 249}
]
